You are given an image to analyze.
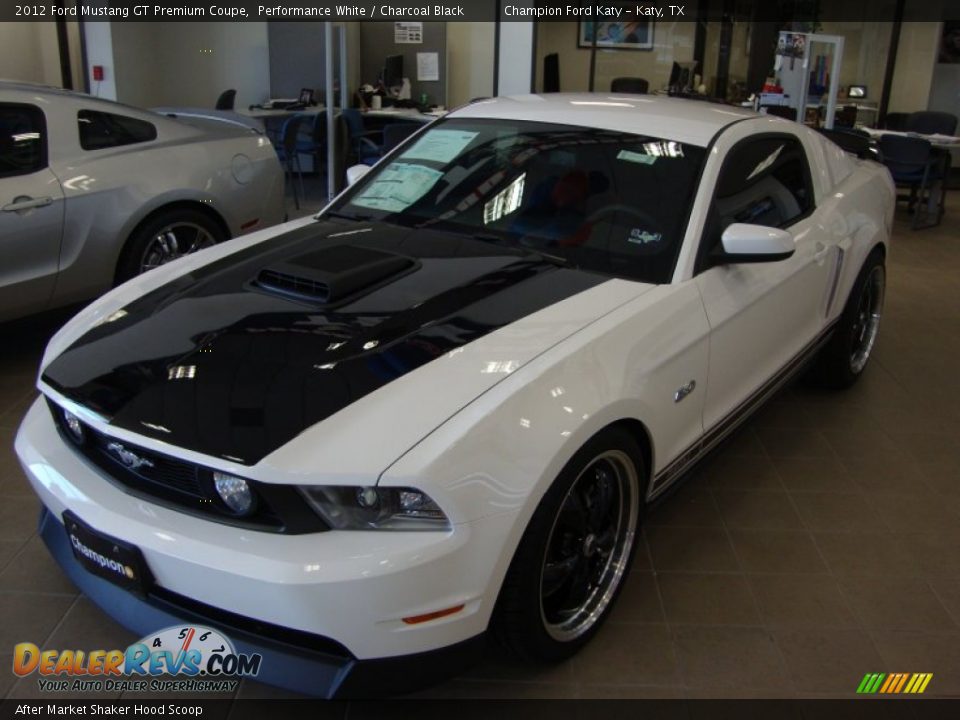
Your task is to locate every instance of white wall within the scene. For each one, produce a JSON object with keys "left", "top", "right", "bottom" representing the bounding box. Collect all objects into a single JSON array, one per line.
[
  {"left": 447, "top": 22, "right": 495, "bottom": 107},
  {"left": 0, "top": 22, "right": 63, "bottom": 86},
  {"left": 888, "top": 22, "right": 940, "bottom": 113}
]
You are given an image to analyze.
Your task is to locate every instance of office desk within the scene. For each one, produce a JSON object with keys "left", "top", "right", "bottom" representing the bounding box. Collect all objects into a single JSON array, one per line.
[
  {"left": 240, "top": 104, "right": 326, "bottom": 121},
  {"left": 860, "top": 127, "right": 960, "bottom": 149}
]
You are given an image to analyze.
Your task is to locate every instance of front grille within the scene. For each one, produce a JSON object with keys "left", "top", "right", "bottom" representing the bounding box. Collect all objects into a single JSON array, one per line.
[{"left": 47, "top": 398, "right": 326, "bottom": 534}]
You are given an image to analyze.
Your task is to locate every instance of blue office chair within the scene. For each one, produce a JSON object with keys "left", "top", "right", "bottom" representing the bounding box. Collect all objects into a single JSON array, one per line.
[
  {"left": 295, "top": 112, "right": 327, "bottom": 171},
  {"left": 275, "top": 113, "right": 308, "bottom": 210},
  {"left": 342, "top": 108, "right": 383, "bottom": 166},
  {"left": 879, "top": 134, "right": 946, "bottom": 229}
]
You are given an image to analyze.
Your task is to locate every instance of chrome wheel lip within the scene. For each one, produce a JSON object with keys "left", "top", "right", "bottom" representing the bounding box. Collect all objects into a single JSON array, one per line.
[
  {"left": 139, "top": 222, "right": 216, "bottom": 274},
  {"left": 538, "top": 449, "right": 639, "bottom": 643},
  {"left": 850, "top": 265, "right": 885, "bottom": 375}
]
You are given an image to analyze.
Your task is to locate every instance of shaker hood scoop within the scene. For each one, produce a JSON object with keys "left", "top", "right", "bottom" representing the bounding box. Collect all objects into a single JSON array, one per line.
[{"left": 41, "top": 220, "right": 610, "bottom": 465}]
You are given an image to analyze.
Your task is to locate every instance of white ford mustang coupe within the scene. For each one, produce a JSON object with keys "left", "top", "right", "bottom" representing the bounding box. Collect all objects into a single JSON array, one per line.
[{"left": 16, "top": 94, "right": 894, "bottom": 696}]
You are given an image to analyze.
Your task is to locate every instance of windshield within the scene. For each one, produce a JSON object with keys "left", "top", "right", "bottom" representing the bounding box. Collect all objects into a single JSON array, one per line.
[{"left": 330, "top": 118, "right": 707, "bottom": 284}]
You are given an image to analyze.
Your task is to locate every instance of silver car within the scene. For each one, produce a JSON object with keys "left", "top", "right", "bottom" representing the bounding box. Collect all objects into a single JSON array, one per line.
[{"left": 0, "top": 82, "right": 285, "bottom": 322}]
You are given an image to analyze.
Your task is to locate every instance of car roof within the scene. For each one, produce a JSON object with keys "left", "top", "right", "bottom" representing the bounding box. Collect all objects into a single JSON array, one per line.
[
  {"left": 449, "top": 93, "right": 757, "bottom": 147},
  {"left": 0, "top": 80, "right": 164, "bottom": 120}
]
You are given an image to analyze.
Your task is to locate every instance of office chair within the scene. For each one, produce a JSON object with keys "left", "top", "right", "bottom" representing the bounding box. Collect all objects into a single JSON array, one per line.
[
  {"left": 275, "top": 114, "right": 307, "bottom": 210},
  {"left": 882, "top": 112, "right": 909, "bottom": 131},
  {"left": 834, "top": 104, "right": 858, "bottom": 129},
  {"left": 878, "top": 134, "right": 946, "bottom": 229},
  {"left": 610, "top": 77, "right": 649, "bottom": 94},
  {"left": 295, "top": 112, "right": 327, "bottom": 172},
  {"left": 215, "top": 89, "right": 236, "bottom": 111},
  {"left": 543, "top": 53, "right": 560, "bottom": 93},
  {"left": 905, "top": 111, "right": 958, "bottom": 136},
  {"left": 342, "top": 108, "right": 384, "bottom": 166}
]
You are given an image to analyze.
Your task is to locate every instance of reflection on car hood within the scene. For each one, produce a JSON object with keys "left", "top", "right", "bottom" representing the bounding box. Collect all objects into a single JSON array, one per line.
[{"left": 42, "top": 220, "right": 615, "bottom": 465}]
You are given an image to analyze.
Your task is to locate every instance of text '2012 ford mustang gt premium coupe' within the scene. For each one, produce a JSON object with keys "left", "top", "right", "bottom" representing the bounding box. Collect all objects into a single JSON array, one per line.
[{"left": 16, "top": 94, "right": 894, "bottom": 697}]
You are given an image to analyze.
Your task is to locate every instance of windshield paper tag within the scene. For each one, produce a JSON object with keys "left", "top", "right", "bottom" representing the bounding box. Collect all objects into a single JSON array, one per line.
[
  {"left": 353, "top": 163, "right": 444, "bottom": 213},
  {"left": 401, "top": 130, "right": 478, "bottom": 163},
  {"left": 617, "top": 149, "right": 657, "bottom": 165}
]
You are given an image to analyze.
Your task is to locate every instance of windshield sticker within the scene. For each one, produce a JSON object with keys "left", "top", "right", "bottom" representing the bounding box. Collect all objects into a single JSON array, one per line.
[
  {"left": 401, "top": 129, "right": 479, "bottom": 164},
  {"left": 352, "top": 163, "right": 444, "bottom": 213},
  {"left": 747, "top": 144, "right": 785, "bottom": 180},
  {"left": 628, "top": 228, "right": 662, "bottom": 245},
  {"left": 617, "top": 149, "right": 657, "bottom": 165}
]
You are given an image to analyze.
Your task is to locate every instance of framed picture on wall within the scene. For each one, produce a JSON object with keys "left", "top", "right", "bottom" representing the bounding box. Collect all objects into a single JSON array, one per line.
[{"left": 578, "top": 21, "right": 653, "bottom": 50}]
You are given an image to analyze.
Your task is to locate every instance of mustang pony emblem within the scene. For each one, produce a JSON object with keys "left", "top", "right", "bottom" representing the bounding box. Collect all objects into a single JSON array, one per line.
[{"left": 106, "top": 442, "right": 154, "bottom": 471}]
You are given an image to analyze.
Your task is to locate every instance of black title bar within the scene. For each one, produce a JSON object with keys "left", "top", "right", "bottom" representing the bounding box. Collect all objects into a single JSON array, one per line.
[{"left": 2, "top": 0, "right": 958, "bottom": 22}]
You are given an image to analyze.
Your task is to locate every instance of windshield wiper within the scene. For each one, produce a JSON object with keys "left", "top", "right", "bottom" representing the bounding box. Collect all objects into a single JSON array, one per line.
[
  {"left": 470, "top": 233, "right": 569, "bottom": 267},
  {"left": 324, "top": 210, "right": 371, "bottom": 222}
]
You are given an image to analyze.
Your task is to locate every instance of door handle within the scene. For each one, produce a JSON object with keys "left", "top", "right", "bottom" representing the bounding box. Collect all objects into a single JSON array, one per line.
[
  {"left": 814, "top": 241, "right": 830, "bottom": 262},
  {"left": 2, "top": 196, "right": 53, "bottom": 213}
]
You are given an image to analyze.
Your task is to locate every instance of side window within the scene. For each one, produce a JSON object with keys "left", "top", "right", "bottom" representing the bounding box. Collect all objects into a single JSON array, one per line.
[
  {"left": 0, "top": 103, "right": 46, "bottom": 178},
  {"left": 78, "top": 110, "right": 157, "bottom": 151},
  {"left": 696, "top": 135, "right": 814, "bottom": 272},
  {"left": 714, "top": 136, "right": 813, "bottom": 232}
]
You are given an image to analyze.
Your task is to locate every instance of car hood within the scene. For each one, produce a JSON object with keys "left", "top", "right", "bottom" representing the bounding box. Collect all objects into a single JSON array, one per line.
[{"left": 40, "top": 219, "right": 653, "bottom": 477}]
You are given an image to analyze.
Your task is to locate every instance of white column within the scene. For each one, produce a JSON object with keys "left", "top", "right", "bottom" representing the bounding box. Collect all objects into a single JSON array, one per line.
[{"left": 496, "top": 21, "right": 534, "bottom": 96}]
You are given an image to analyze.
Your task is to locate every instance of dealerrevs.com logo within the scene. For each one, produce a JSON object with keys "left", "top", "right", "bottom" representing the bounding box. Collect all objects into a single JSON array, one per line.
[{"left": 13, "top": 625, "right": 262, "bottom": 693}]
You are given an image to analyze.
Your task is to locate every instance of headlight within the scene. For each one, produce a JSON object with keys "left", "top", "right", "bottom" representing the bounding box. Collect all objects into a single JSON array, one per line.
[
  {"left": 213, "top": 472, "right": 256, "bottom": 516},
  {"left": 62, "top": 409, "right": 85, "bottom": 444},
  {"left": 299, "top": 486, "right": 450, "bottom": 531}
]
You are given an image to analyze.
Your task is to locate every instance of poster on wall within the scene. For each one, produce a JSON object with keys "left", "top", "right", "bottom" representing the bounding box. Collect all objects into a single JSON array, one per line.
[
  {"left": 577, "top": 21, "right": 653, "bottom": 50},
  {"left": 940, "top": 21, "right": 960, "bottom": 63},
  {"left": 395, "top": 22, "right": 423, "bottom": 44}
]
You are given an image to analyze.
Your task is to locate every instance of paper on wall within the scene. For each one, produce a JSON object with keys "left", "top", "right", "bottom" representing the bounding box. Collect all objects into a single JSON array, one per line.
[
  {"left": 395, "top": 22, "right": 423, "bottom": 43},
  {"left": 416, "top": 52, "right": 440, "bottom": 81},
  {"left": 352, "top": 163, "right": 443, "bottom": 213},
  {"left": 401, "top": 129, "right": 478, "bottom": 163}
]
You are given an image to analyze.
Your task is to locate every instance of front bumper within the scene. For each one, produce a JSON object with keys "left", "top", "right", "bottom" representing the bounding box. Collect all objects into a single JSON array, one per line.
[
  {"left": 16, "top": 397, "right": 511, "bottom": 695},
  {"left": 37, "top": 507, "right": 483, "bottom": 698}
]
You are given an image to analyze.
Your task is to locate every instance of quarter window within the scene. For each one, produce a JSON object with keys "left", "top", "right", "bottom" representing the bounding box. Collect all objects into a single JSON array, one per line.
[
  {"left": 0, "top": 104, "right": 46, "bottom": 178},
  {"left": 78, "top": 110, "right": 157, "bottom": 151},
  {"left": 714, "top": 136, "right": 813, "bottom": 231}
]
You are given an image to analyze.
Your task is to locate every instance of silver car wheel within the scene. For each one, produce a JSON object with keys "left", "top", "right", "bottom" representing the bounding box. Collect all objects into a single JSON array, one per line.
[
  {"left": 539, "top": 449, "right": 639, "bottom": 642},
  {"left": 850, "top": 265, "right": 885, "bottom": 374},
  {"left": 139, "top": 222, "right": 217, "bottom": 273}
]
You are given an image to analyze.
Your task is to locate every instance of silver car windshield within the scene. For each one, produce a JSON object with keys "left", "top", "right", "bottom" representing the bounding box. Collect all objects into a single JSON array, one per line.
[{"left": 331, "top": 118, "right": 707, "bottom": 284}]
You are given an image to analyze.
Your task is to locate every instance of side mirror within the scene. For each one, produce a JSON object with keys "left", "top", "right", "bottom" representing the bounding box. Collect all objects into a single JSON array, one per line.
[
  {"left": 346, "top": 164, "right": 372, "bottom": 186},
  {"left": 713, "top": 223, "right": 795, "bottom": 264}
]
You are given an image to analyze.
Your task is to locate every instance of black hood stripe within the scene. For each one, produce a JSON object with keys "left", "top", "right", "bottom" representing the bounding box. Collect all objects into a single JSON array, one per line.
[{"left": 43, "top": 221, "right": 607, "bottom": 465}]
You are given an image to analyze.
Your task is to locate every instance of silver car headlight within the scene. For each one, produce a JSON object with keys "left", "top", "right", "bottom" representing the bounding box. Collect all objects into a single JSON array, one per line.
[{"left": 299, "top": 486, "right": 450, "bottom": 531}]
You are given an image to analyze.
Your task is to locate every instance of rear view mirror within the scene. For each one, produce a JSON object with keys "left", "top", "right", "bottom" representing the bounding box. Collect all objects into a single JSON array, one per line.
[
  {"left": 346, "top": 165, "right": 372, "bottom": 186},
  {"left": 714, "top": 223, "right": 795, "bottom": 264}
]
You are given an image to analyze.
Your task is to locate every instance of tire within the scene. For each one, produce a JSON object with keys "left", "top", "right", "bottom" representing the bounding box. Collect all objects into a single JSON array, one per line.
[
  {"left": 493, "top": 426, "right": 645, "bottom": 663},
  {"left": 810, "top": 249, "right": 886, "bottom": 389},
  {"left": 116, "top": 208, "right": 226, "bottom": 284}
]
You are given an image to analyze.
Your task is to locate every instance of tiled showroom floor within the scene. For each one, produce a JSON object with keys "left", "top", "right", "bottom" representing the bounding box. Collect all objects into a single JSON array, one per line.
[{"left": 1, "top": 204, "right": 959, "bottom": 701}]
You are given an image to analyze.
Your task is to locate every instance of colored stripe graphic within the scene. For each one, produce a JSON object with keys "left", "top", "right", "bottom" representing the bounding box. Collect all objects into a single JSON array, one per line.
[{"left": 857, "top": 672, "right": 932, "bottom": 694}]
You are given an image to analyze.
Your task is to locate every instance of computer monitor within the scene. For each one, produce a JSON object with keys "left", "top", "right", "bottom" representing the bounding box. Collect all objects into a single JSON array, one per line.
[{"left": 384, "top": 55, "right": 404, "bottom": 89}]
